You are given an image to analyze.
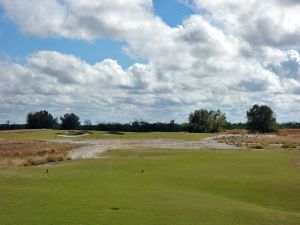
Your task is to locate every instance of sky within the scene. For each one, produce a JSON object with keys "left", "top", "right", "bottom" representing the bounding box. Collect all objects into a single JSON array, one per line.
[{"left": 0, "top": 0, "right": 299, "bottom": 124}]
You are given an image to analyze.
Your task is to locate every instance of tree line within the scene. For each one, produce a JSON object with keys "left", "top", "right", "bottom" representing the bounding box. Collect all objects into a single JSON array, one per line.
[{"left": 1, "top": 104, "right": 298, "bottom": 133}]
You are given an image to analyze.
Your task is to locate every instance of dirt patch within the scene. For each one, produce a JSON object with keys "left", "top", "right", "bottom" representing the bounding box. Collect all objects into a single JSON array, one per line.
[{"left": 49, "top": 137, "right": 240, "bottom": 159}]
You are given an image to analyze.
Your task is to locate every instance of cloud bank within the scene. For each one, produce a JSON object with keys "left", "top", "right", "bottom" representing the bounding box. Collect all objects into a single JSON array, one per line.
[{"left": 0, "top": 0, "right": 299, "bottom": 123}]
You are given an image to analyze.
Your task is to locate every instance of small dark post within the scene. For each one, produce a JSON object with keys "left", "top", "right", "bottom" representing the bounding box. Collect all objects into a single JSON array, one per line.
[
  {"left": 45, "top": 169, "right": 48, "bottom": 173},
  {"left": 141, "top": 169, "right": 144, "bottom": 174}
]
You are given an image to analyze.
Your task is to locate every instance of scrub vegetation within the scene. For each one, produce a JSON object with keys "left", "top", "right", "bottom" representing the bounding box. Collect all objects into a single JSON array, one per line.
[{"left": 219, "top": 129, "right": 300, "bottom": 149}]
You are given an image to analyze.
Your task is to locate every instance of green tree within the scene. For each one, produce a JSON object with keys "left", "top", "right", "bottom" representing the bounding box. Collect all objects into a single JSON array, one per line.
[
  {"left": 60, "top": 113, "right": 80, "bottom": 130},
  {"left": 188, "top": 109, "right": 227, "bottom": 133},
  {"left": 209, "top": 109, "right": 227, "bottom": 133},
  {"left": 246, "top": 104, "right": 276, "bottom": 133},
  {"left": 26, "top": 110, "right": 55, "bottom": 129}
]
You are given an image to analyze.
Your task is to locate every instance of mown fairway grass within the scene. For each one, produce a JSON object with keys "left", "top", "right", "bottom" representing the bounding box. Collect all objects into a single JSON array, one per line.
[
  {"left": 1, "top": 149, "right": 300, "bottom": 225},
  {"left": 0, "top": 129, "right": 212, "bottom": 140}
]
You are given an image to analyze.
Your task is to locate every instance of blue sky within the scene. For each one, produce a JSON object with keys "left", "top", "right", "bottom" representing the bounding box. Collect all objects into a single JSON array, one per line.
[
  {"left": 0, "top": 9, "right": 134, "bottom": 68},
  {"left": 0, "top": 0, "right": 299, "bottom": 124},
  {"left": 0, "top": 1, "right": 193, "bottom": 68}
]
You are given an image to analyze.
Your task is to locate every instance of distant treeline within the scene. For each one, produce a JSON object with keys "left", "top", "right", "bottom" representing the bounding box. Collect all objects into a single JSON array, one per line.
[
  {"left": 81, "top": 120, "right": 186, "bottom": 132},
  {"left": 0, "top": 121, "right": 185, "bottom": 132},
  {"left": 82, "top": 121, "right": 248, "bottom": 132},
  {"left": 0, "top": 124, "right": 26, "bottom": 130},
  {"left": 1, "top": 121, "right": 300, "bottom": 132},
  {"left": 276, "top": 122, "right": 300, "bottom": 129},
  {"left": 0, "top": 106, "right": 299, "bottom": 133},
  {"left": 62, "top": 121, "right": 300, "bottom": 132}
]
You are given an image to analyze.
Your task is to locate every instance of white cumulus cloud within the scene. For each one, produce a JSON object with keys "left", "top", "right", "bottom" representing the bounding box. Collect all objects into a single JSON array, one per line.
[{"left": 0, "top": 0, "right": 300, "bottom": 123}]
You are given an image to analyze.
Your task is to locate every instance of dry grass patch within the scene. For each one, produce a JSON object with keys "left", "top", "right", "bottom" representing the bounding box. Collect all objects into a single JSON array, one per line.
[
  {"left": 222, "top": 129, "right": 250, "bottom": 135},
  {"left": 219, "top": 129, "right": 300, "bottom": 149},
  {"left": 0, "top": 139, "right": 83, "bottom": 166},
  {"left": 278, "top": 129, "right": 300, "bottom": 137}
]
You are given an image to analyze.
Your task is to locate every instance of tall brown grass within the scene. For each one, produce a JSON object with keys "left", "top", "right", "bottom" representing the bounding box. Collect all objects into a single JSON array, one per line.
[{"left": 0, "top": 139, "right": 82, "bottom": 166}]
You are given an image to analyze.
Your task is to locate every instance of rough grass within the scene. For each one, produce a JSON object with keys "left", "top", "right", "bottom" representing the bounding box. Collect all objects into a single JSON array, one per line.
[
  {"left": 0, "top": 149, "right": 300, "bottom": 225},
  {"left": 219, "top": 129, "right": 300, "bottom": 149},
  {"left": 0, "top": 139, "right": 82, "bottom": 166},
  {"left": 222, "top": 129, "right": 249, "bottom": 135},
  {"left": 278, "top": 129, "right": 300, "bottom": 137},
  {"left": 0, "top": 129, "right": 213, "bottom": 140}
]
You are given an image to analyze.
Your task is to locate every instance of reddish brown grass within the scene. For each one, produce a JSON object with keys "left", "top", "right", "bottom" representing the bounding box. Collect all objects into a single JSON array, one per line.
[
  {"left": 0, "top": 139, "right": 82, "bottom": 166},
  {"left": 277, "top": 129, "right": 300, "bottom": 137}
]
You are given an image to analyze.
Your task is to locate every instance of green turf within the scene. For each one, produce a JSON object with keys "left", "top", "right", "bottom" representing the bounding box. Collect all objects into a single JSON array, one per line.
[
  {"left": 0, "top": 130, "right": 212, "bottom": 140},
  {"left": 1, "top": 149, "right": 300, "bottom": 225}
]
